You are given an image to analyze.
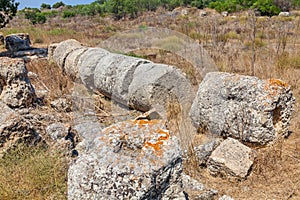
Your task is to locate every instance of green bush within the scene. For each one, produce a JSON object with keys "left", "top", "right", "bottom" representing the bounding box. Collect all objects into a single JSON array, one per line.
[
  {"left": 52, "top": 1, "right": 65, "bottom": 9},
  {"left": 40, "top": 3, "right": 51, "bottom": 10},
  {"left": 23, "top": 8, "right": 47, "bottom": 24},
  {"left": 62, "top": 10, "right": 76, "bottom": 18},
  {"left": 252, "top": 0, "right": 280, "bottom": 16}
]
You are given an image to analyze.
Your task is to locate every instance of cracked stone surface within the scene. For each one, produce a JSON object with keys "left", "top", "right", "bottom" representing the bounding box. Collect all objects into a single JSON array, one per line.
[
  {"left": 190, "top": 72, "right": 295, "bottom": 145},
  {"left": 68, "top": 116, "right": 185, "bottom": 199}
]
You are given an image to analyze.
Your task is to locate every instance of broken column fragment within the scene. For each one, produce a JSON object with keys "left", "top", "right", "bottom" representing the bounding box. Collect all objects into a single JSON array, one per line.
[
  {"left": 68, "top": 117, "right": 184, "bottom": 199},
  {"left": 190, "top": 72, "right": 295, "bottom": 145}
]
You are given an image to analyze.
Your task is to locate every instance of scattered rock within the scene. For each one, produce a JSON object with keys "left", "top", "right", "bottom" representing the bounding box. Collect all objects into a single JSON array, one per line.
[
  {"left": 182, "top": 174, "right": 218, "bottom": 200},
  {"left": 199, "top": 11, "right": 207, "bottom": 17},
  {"left": 0, "top": 101, "right": 40, "bottom": 156},
  {"left": 48, "top": 43, "right": 58, "bottom": 61},
  {"left": 219, "top": 195, "right": 234, "bottom": 200},
  {"left": 50, "top": 97, "right": 72, "bottom": 112},
  {"left": 46, "top": 123, "right": 80, "bottom": 157},
  {"left": 5, "top": 33, "right": 31, "bottom": 52},
  {"left": 190, "top": 72, "right": 294, "bottom": 145},
  {"left": 0, "top": 33, "right": 4, "bottom": 45},
  {"left": 46, "top": 122, "right": 68, "bottom": 141},
  {"left": 278, "top": 12, "right": 290, "bottom": 17},
  {"left": 182, "top": 173, "right": 205, "bottom": 191},
  {"left": 0, "top": 57, "right": 36, "bottom": 108},
  {"left": 12, "top": 48, "right": 47, "bottom": 58},
  {"left": 221, "top": 11, "right": 228, "bottom": 17},
  {"left": 194, "top": 139, "right": 223, "bottom": 167},
  {"left": 68, "top": 117, "right": 184, "bottom": 199},
  {"left": 207, "top": 138, "right": 255, "bottom": 179}
]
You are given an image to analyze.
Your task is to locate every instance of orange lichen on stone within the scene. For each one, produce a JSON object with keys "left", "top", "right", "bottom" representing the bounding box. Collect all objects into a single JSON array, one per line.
[
  {"left": 268, "top": 79, "right": 288, "bottom": 88},
  {"left": 133, "top": 119, "right": 161, "bottom": 127},
  {"left": 144, "top": 128, "right": 170, "bottom": 151},
  {"left": 263, "top": 79, "right": 288, "bottom": 97}
]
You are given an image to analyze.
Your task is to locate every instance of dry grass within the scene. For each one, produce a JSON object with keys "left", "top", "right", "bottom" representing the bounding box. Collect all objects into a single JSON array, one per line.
[
  {"left": 0, "top": 8, "right": 299, "bottom": 199},
  {"left": 0, "top": 144, "right": 68, "bottom": 200}
]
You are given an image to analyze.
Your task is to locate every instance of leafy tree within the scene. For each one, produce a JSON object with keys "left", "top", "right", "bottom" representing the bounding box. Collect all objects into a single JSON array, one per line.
[
  {"left": 292, "top": 0, "right": 300, "bottom": 8},
  {"left": 0, "top": 0, "right": 19, "bottom": 28},
  {"left": 23, "top": 8, "right": 47, "bottom": 24},
  {"left": 52, "top": 1, "right": 65, "bottom": 9},
  {"left": 40, "top": 3, "right": 51, "bottom": 10},
  {"left": 252, "top": 0, "right": 280, "bottom": 16},
  {"left": 107, "top": 0, "right": 126, "bottom": 19}
]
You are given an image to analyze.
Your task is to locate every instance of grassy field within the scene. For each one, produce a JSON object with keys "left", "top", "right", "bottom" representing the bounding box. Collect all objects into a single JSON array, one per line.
[{"left": 0, "top": 7, "right": 299, "bottom": 199}]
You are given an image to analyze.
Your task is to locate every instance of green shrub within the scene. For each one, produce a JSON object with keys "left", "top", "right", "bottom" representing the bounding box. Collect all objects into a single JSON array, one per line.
[
  {"left": 62, "top": 10, "right": 76, "bottom": 18},
  {"left": 23, "top": 8, "right": 47, "bottom": 24},
  {"left": 40, "top": 3, "right": 51, "bottom": 10},
  {"left": 52, "top": 1, "right": 65, "bottom": 9}
]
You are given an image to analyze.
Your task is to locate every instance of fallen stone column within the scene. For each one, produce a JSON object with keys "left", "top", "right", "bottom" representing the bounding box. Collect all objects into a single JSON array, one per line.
[
  {"left": 190, "top": 72, "right": 295, "bottom": 145},
  {"left": 128, "top": 62, "right": 195, "bottom": 112},
  {"left": 51, "top": 39, "right": 195, "bottom": 113}
]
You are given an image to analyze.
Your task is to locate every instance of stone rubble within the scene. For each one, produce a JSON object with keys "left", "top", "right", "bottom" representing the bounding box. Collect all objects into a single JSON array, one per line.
[
  {"left": 0, "top": 57, "right": 36, "bottom": 108},
  {"left": 207, "top": 138, "right": 255, "bottom": 179},
  {"left": 0, "top": 101, "right": 40, "bottom": 156}
]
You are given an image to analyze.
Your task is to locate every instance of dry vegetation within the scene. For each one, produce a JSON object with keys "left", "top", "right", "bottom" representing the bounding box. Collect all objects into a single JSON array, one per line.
[{"left": 0, "top": 7, "right": 299, "bottom": 199}]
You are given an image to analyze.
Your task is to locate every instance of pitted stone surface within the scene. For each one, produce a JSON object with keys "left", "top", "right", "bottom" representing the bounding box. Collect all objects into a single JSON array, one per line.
[
  {"left": 0, "top": 101, "right": 39, "bottom": 156},
  {"left": 0, "top": 57, "right": 36, "bottom": 108},
  {"left": 207, "top": 138, "right": 255, "bottom": 178},
  {"left": 190, "top": 72, "right": 295, "bottom": 145},
  {"left": 68, "top": 117, "right": 184, "bottom": 199}
]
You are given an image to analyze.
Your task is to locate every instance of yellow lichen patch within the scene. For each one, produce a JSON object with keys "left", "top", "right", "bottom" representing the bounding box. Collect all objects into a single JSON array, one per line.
[
  {"left": 144, "top": 128, "right": 170, "bottom": 151},
  {"left": 263, "top": 79, "right": 288, "bottom": 97},
  {"left": 133, "top": 119, "right": 161, "bottom": 127},
  {"left": 268, "top": 79, "right": 288, "bottom": 88}
]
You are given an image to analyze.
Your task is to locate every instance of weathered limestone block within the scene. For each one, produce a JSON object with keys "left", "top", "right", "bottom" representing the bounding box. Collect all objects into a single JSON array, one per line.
[
  {"left": 0, "top": 101, "right": 39, "bottom": 156},
  {"left": 68, "top": 117, "right": 184, "bottom": 199},
  {"left": 128, "top": 63, "right": 195, "bottom": 112},
  {"left": 53, "top": 39, "right": 83, "bottom": 71},
  {"left": 48, "top": 43, "right": 58, "bottom": 61},
  {"left": 94, "top": 53, "right": 150, "bottom": 104},
  {"left": 77, "top": 48, "right": 110, "bottom": 90},
  {"left": 194, "top": 139, "right": 222, "bottom": 166},
  {"left": 0, "top": 58, "right": 36, "bottom": 108},
  {"left": 5, "top": 33, "right": 31, "bottom": 52},
  {"left": 207, "top": 138, "right": 255, "bottom": 178},
  {"left": 190, "top": 72, "right": 294, "bottom": 145}
]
